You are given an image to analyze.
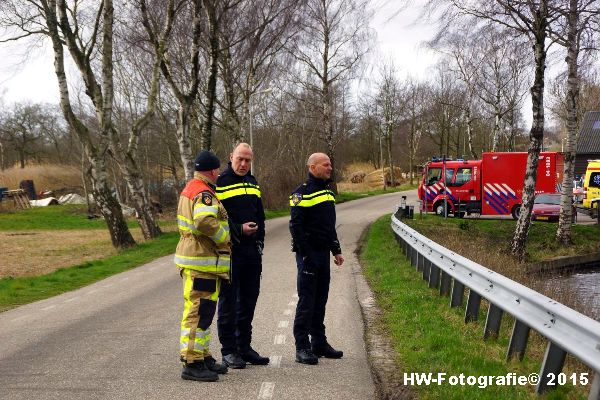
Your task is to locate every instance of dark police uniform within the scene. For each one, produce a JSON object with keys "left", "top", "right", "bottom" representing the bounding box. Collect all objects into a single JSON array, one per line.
[
  {"left": 215, "top": 163, "right": 265, "bottom": 358},
  {"left": 289, "top": 173, "right": 341, "bottom": 352}
]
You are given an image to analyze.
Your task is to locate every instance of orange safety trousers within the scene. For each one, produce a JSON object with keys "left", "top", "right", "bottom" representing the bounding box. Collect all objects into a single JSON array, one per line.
[{"left": 179, "top": 269, "right": 221, "bottom": 363}]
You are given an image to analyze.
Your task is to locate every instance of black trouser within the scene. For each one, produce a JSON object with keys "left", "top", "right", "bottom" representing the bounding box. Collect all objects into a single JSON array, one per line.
[
  {"left": 217, "top": 243, "right": 262, "bottom": 356},
  {"left": 293, "top": 248, "right": 331, "bottom": 350}
]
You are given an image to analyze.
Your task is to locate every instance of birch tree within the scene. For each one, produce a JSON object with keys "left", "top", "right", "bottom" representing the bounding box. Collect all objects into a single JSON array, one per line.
[
  {"left": 291, "top": 0, "right": 372, "bottom": 191},
  {"left": 552, "top": 0, "right": 600, "bottom": 245}
]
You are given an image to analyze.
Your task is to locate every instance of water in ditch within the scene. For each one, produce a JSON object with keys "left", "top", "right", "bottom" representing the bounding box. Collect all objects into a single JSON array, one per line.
[{"left": 537, "top": 267, "right": 600, "bottom": 322}]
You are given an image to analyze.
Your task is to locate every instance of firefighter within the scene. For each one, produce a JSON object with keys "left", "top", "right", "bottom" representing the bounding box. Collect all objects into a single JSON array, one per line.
[
  {"left": 289, "top": 152, "right": 345, "bottom": 365},
  {"left": 175, "top": 150, "right": 230, "bottom": 382},
  {"left": 215, "top": 143, "right": 269, "bottom": 368}
]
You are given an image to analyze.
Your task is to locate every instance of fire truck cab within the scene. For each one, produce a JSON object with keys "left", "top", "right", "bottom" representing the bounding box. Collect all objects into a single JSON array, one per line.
[{"left": 419, "top": 158, "right": 482, "bottom": 217}]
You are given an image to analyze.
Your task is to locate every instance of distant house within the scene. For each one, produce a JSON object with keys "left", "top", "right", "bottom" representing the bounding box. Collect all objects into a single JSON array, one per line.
[{"left": 575, "top": 111, "right": 600, "bottom": 177}]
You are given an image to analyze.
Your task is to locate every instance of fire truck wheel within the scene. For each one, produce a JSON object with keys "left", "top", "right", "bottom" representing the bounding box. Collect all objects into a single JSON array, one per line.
[
  {"left": 511, "top": 205, "right": 521, "bottom": 220},
  {"left": 434, "top": 202, "right": 447, "bottom": 216}
]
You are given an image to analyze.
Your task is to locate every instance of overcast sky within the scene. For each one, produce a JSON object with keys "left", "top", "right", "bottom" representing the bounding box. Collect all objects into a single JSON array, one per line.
[{"left": 0, "top": 1, "right": 437, "bottom": 106}]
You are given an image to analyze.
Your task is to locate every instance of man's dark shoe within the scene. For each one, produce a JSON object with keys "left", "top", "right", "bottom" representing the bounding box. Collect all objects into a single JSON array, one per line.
[
  {"left": 204, "top": 356, "right": 228, "bottom": 374},
  {"left": 181, "top": 361, "right": 219, "bottom": 382},
  {"left": 222, "top": 353, "right": 246, "bottom": 369},
  {"left": 312, "top": 343, "right": 343, "bottom": 359},
  {"left": 240, "top": 348, "right": 270, "bottom": 365},
  {"left": 295, "top": 349, "right": 318, "bottom": 365}
]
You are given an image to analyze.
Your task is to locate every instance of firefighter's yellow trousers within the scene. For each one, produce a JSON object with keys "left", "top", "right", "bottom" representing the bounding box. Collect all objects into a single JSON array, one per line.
[{"left": 179, "top": 269, "right": 221, "bottom": 363}]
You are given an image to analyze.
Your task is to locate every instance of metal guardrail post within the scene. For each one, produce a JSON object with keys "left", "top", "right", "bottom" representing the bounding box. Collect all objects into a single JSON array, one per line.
[
  {"left": 589, "top": 372, "right": 600, "bottom": 400},
  {"left": 439, "top": 271, "right": 451, "bottom": 296},
  {"left": 484, "top": 304, "right": 504, "bottom": 340},
  {"left": 450, "top": 280, "right": 464, "bottom": 308},
  {"left": 429, "top": 264, "right": 440, "bottom": 289},
  {"left": 536, "top": 342, "right": 567, "bottom": 394},
  {"left": 507, "top": 320, "right": 530, "bottom": 361},
  {"left": 422, "top": 256, "right": 430, "bottom": 280},
  {"left": 465, "top": 289, "right": 482, "bottom": 322}
]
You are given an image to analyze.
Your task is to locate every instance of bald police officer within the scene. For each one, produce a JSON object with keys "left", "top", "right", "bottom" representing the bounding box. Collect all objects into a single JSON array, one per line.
[{"left": 289, "top": 153, "right": 345, "bottom": 365}]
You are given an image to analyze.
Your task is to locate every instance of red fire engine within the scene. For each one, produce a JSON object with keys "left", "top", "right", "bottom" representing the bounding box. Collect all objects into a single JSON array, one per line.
[{"left": 418, "top": 152, "right": 564, "bottom": 219}]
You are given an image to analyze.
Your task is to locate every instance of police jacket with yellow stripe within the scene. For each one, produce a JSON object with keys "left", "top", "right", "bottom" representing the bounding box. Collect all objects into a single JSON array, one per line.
[
  {"left": 289, "top": 173, "right": 341, "bottom": 256},
  {"left": 174, "top": 172, "right": 231, "bottom": 279},
  {"left": 215, "top": 163, "right": 265, "bottom": 246}
]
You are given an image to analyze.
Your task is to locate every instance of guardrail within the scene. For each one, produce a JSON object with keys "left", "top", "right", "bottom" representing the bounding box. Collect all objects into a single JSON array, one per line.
[{"left": 390, "top": 214, "right": 600, "bottom": 398}]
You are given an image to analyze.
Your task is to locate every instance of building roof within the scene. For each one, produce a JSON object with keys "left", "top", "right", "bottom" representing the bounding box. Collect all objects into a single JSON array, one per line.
[{"left": 577, "top": 111, "right": 600, "bottom": 154}]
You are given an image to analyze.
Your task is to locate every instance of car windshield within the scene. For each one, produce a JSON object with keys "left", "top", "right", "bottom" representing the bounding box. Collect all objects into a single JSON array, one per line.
[{"left": 534, "top": 194, "right": 561, "bottom": 205}]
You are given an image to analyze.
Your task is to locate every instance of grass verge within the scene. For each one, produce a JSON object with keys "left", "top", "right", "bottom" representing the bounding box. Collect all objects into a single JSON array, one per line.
[{"left": 360, "top": 215, "right": 587, "bottom": 400}]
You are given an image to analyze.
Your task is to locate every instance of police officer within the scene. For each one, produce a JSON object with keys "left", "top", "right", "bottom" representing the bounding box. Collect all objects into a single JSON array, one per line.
[
  {"left": 289, "top": 152, "right": 345, "bottom": 365},
  {"left": 215, "top": 143, "right": 269, "bottom": 368},
  {"left": 175, "top": 150, "right": 230, "bottom": 382}
]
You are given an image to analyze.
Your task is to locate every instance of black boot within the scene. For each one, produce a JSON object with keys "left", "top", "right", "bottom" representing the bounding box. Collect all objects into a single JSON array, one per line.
[
  {"left": 204, "top": 356, "right": 228, "bottom": 374},
  {"left": 312, "top": 343, "right": 343, "bottom": 359},
  {"left": 240, "top": 348, "right": 270, "bottom": 365},
  {"left": 181, "top": 361, "right": 219, "bottom": 382},
  {"left": 295, "top": 349, "right": 318, "bottom": 365},
  {"left": 222, "top": 353, "right": 246, "bottom": 369}
]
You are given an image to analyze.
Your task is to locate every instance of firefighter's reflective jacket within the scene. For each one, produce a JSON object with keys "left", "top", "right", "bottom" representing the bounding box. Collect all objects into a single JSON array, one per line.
[{"left": 174, "top": 172, "right": 231, "bottom": 279}]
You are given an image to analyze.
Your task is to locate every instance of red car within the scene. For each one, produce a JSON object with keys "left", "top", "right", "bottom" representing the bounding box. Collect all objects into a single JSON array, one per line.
[{"left": 531, "top": 193, "right": 576, "bottom": 222}]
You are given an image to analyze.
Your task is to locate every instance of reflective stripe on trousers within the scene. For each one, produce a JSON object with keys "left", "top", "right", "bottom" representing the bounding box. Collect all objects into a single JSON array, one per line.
[{"left": 180, "top": 268, "right": 220, "bottom": 362}]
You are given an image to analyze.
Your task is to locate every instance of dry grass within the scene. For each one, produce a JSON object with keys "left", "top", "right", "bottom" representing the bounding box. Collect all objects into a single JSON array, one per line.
[
  {"left": 0, "top": 164, "right": 82, "bottom": 194},
  {"left": 340, "top": 161, "right": 376, "bottom": 180},
  {"left": 0, "top": 225, "right": 178, "bottom": 278}
]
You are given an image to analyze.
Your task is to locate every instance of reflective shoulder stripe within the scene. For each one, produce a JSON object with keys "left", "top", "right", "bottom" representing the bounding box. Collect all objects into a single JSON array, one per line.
[{"left": 289, "top": 190, "right": 335, "bottom": 207}]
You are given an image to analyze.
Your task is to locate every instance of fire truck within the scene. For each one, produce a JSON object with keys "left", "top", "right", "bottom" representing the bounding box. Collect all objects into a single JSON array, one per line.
[{"left": 418, "top": 152, "right": 564, "bottom": 219}]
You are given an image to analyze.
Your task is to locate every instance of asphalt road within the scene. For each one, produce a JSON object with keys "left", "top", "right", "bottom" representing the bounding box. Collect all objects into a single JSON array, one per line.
[{"left": 0, "top": 190, "right": 417, "bottom": 400}]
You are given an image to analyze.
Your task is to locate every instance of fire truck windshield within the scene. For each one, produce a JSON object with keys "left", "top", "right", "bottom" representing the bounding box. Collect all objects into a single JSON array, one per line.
[{"left": 426, "top": 168, "right": 441, "bottom": 185}]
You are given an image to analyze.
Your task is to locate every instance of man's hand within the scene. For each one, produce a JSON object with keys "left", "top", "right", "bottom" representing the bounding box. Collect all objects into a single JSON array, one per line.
[
  {"left": 333, "top": 254, "right": 344, "bottom": 266},
  {"left": 242, "top": 222, "right": 258, "bottom": 235}
]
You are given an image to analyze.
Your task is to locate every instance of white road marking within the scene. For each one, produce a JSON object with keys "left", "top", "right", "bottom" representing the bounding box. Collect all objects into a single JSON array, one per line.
[
  {"left": 283, "top": 309, "right": 292, "bottom": 316},
  {"left": 288, "top": 301, "right": 296, "bottom": 306},
  {"left": 278, "top": 320, "right": 289, "bottom": 328},
  {"left": 292, "top": 293, "right": 298, "bottom": 299},
  {"left": 64, "top": 296, "right": 79, "bottom": 303},
  {"left": 268, "top": 355, "right": 282, "bottom": 368},
  {"left": 274, "top": 335, "right": 286, "bottom": 345},
  {"left": 41, "top": 305, "right": 56, "bottom": 311},
  {"left": 258, "top": 382, "right": 275, "bottom": 399}
]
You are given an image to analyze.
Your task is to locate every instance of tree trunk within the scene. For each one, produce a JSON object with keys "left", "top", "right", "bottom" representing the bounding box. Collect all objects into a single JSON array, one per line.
[
  {"left": 177, "top": 106, "right": 195, "bottom": 181},
  {"left": 122, "top": 157, "right": 162, "bottom": 239},
  {"left": 556, "top": 0, "right": 580, "bottom": 245},
  {"left": 46, "top": 0, "right": 135, "bottom": 250},
  {"left": 201, "top": 4, "right": 220, "bottom": 151},
  {"left": 511, "top": 22, "right": 547, "bottom": 260}
]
